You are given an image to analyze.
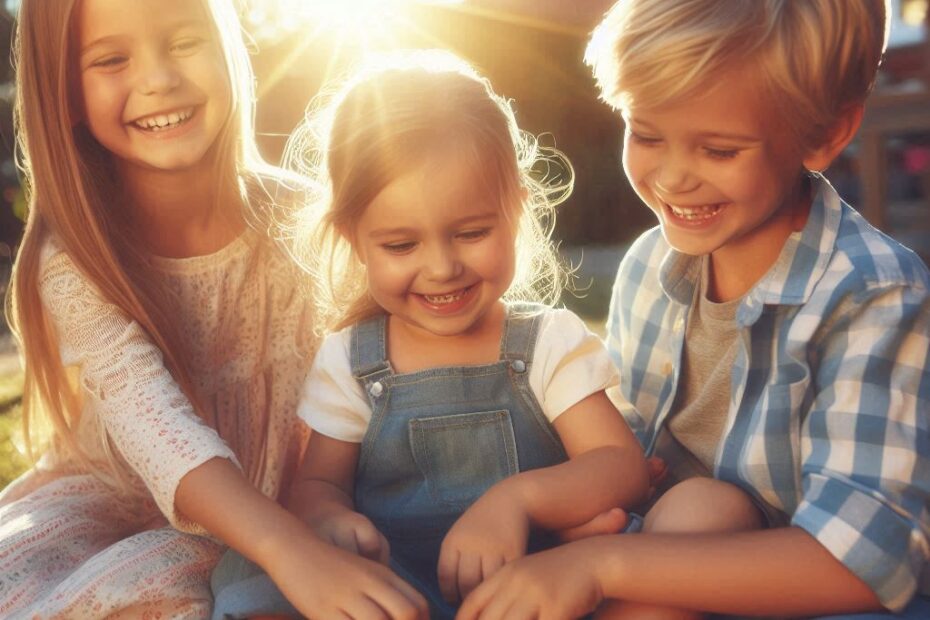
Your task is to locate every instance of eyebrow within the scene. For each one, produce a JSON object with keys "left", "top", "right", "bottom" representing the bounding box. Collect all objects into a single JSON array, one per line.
[
  {"left": 627, "top": 120, "right": 763, "bottom": 145},
  {"left": 693, "top": 131, "right": 764, "bottom": 144},
  {"left": 368, "top": 213, "right": 499, "bottom": 238},
  {"left": 80, "top": 19, "right": 207, "bottom": 58}
]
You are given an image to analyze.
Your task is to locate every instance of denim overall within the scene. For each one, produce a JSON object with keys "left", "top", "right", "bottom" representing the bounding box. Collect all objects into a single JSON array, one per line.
[{"left": 351, "top": 304, "right": 567, "bottom": 618}]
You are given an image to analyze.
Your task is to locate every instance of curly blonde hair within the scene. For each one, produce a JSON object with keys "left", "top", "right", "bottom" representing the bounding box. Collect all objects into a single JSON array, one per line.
[{"left": 283, "top": 50, "right": 574, "bottom": 331}]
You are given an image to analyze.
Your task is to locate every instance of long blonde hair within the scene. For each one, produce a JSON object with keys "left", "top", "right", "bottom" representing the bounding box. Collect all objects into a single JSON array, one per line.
[
  {"left": 7, "top": 0, "right": 268, "bottom": 494},
  {"left": 284, "top": 51, "right": 573, "bottom": 332}
]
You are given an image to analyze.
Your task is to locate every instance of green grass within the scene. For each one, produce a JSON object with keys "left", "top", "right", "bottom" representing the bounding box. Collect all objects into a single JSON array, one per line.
[{"left": 0, "top": 372, "right": 28, "bottom": 491}]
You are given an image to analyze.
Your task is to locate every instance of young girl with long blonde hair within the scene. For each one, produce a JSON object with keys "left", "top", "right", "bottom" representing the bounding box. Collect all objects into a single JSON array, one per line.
[
  {"left": 211, "top": 51, "right": 651, "bottom": 619},
  {"left": 0, "top": 1, "right": 428, "bottom": 618}
]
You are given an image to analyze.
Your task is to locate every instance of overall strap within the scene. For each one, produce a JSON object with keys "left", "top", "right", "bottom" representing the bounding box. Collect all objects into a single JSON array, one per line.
[
  {"left": 500, "top": 302, "right": 545, "bottom": 365},
  {"left": 350, "top": 313, "right": 391, "bottom": 380}
]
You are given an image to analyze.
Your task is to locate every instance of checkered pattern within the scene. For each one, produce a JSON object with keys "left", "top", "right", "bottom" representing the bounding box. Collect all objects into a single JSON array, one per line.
[{"left": 605, "top": 176, "right": 930, "bottom": 611}]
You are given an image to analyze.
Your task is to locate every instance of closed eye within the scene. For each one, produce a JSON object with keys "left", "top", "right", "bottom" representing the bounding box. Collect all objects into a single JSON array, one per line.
[
  {"left": 629, "top": 131, "right": 662, "bottom": 146},
  {"left": 456, "top": 228, "right": 491, "bottom": 241},
  {"left": 382, "top": 241, "right": 417, "bottom": 254},
  {"left": 171, "top": 37, "right": 206, "bottom": 54},
  {"left": 704, "top": 147, "right": 740, "bottom": 160},
  {"left": 89, "top": 55, "right": 128, "bottom": 69}
]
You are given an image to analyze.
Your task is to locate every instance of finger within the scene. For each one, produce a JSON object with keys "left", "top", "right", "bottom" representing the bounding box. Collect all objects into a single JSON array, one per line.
[
  {"left": 481, "top": 554, "right": 505, "bottom": 582},
  {"left": 457, "top": 553, "right": 483, "bottom": 601},
  {"left": 560, "top": 508, "right": 628, "bottom": 542},
  {"left": 355, "top": 526, "right": 384, "bottom": 563},
  {"left": 343, "top": 595, "right": 389, "bottom": 620},
  {"left": 456, "top": 578, "right": 492, "bottom": 620},
  {"left": 646, "top": 456, "right": 668, "bottom": 483},
  {"left": 437, "top": 547, "right": 460, "bottom": 603},
  {"left": 368, "top": 574, "right": 430, "bottom": 620},
  {"left": 461, "top": 579, "right": 512, "bottom": 620},
  {"left": 377, "top": 532, "right": 391, "bottom": 566},
  {"left": 335, "top": 529, "right": 361, "bottom": 556}
]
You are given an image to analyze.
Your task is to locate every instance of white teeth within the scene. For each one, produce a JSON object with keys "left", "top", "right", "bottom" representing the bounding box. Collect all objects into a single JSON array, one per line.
[
  {"left": 423, "top": 289, "right": 465, "bottom": 304},
  {"left": 668, "top": 203, "right": 722, "bottom": 221},
  {"left": 133, "top": 108, "right": 194, "bottom": 131}
]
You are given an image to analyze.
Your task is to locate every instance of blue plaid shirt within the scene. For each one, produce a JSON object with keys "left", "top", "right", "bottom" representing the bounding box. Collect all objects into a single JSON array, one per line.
[{"left": 605, "top": 177, "right": 930, "bottom": 611}]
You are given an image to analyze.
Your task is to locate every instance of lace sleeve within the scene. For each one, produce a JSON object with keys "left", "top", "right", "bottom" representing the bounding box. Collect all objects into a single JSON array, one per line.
[{"left": 38, "top": 243, "right": 240, "bottom": 534}]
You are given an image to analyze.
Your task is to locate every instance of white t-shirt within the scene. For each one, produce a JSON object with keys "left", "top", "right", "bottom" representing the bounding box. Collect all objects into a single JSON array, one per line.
[{"left": 298, "top": 308, "right": 620, "bottom": 442}]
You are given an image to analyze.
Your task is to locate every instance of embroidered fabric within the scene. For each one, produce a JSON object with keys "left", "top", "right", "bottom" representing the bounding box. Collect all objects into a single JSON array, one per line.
[{"left": 0, "top": 231, "right": 316, "bottom": 619}]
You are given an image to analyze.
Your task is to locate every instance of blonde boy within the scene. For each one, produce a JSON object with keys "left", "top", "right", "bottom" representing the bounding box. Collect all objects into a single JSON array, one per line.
[{"left": 458, "top": 1, "right": 930, "bottom": 619}]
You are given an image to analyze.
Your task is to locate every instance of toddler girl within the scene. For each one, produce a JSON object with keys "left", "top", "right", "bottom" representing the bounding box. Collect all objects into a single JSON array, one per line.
[{"left": 284, "top": 51, "right": 650, "bottom": 619}]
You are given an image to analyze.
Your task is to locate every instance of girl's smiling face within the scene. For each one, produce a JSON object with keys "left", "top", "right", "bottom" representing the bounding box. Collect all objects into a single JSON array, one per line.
[
  {"left": 621, "top": 64, "right": 813, "bottom": 264},
  {"left": 76, "top": 0, "right": 232, "bottom": 181},
  {"left": 351, "top": 154, "right": 519, "bottom": 341}
]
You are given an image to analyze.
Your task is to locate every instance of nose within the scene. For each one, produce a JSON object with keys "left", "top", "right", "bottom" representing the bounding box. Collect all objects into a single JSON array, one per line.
[
  {"left": 136, "top": 54, "right": 181, "bottom": 95},
  {"left": 423, "top": 242, "right": 463, "bottom": 282},
  {"left": 653, "top": 151, "right": 699, "bottom": 194}
]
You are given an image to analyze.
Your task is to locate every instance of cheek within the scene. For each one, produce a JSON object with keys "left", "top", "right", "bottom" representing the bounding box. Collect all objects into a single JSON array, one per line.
[
  {"left": 365, "top": 259, "right": 413, "bottom": 296},
  {"left": 622, "top": 144, "right": 654, "bottom": 195}
]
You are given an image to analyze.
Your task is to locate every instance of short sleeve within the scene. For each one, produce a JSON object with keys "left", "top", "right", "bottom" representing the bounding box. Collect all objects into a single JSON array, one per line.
[
  {"left": 38, "top": 240, "right": 239, "bottom": 534},
  {"left": 296, "top": 329, "right": 371, "bottom": 442},
  {"left": 792, "top": 283, "right": 930, "bottom": 611},
  {"left": 529, "top": 309, "right": 620, "bottom": 422}
]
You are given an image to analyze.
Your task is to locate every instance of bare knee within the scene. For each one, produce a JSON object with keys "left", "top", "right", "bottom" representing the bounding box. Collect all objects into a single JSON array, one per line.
[{"left": 644, "top": 477, "right": 763, "bottom": 534}]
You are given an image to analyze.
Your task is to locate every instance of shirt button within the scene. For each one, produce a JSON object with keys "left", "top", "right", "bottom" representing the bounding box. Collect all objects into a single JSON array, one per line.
[
  {"left": 511, "top": 359, "right": 527, "bottom": 373},
  {"left": 674, "top": 316, "right": 685, "bottom": 332},
  {"left": 368, "top": 381, "right": 383, "bottom": 397},
  {"left": 662, "top": 361, "right": 673, "bottom": 376}
]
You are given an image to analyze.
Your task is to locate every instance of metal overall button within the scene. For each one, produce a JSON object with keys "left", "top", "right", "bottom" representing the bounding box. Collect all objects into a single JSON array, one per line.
[
  {"left": 369, "top": 381, "right": 384, "bottom": 397},
  {"left": 510, "top": 359, "right": 527, "bottom": 373}
]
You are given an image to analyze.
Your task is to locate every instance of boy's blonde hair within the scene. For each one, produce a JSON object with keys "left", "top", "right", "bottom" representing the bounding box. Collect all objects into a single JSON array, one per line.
[
  {"left": 585, "top": 0, "right": 889, "bottom": 151},
  {"left": 285, "top": 51, "right": 573, "bottom": 331},
  {"left": 7, "top": 0, "right": 269, "bottom": 495}
]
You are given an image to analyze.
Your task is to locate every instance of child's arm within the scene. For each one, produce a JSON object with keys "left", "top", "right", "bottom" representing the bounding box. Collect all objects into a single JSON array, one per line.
[
  {"left": 288, "top": 431, "right": 390, "bottom": 564},
  {"left": 456, "top": 527, "right": 881, "bottom": 619},
  {"left": 177, "top": 458, "right": 426, "bottom": 619},
  {"left": 438, "top": 389, "right": 649, "bottom": 602},
  {"left": 39, "top": 246, "right": 426, "bottom": 618},
  {"left": 460, "top": 281, "right": 930, "bottom": 618}
]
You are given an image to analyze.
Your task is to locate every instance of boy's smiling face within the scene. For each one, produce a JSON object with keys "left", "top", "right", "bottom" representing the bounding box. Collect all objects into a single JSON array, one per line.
[{"left": 621, "top": 65, "right": 813, "bottom": 264}]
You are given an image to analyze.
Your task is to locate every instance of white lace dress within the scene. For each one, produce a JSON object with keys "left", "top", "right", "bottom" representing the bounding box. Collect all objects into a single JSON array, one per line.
[{"left": 0, "top": 231, "right": 316, "bottom": 619}]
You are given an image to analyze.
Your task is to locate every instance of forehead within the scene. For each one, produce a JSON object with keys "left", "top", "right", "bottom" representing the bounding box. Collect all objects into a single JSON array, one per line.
[
  {"left": 78, "top": 0, "right": 210, "bottom": 43},
  {"left": 625, "top": 64, "right": 779, "bottom": 138},
  {"left": 363, "top": 155, "right": 503, "bottom": 227}
]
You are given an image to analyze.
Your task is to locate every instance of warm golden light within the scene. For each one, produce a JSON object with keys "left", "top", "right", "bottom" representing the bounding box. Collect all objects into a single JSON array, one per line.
[{"left": 243, "top": 0, "right": 464, "bottom": 45}]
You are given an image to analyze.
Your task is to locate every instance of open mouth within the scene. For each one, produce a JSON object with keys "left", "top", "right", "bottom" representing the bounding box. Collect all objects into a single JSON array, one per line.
[
  {"left": 131, "top": 107, "right": 196, "bottom": 133},
  {"left": 419, "top": 285, "right": 472, "bottom": 306},
  {"left": 665, "top": 202, "right": 724, "bottom": 222}
]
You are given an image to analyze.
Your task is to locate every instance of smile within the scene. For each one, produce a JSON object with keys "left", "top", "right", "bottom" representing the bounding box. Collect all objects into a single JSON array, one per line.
[
  {"left": 131, "top": 107, "right": 195, "bottom": 132},
  {"left": 419, "top": 286, "right": 472, "bottom": 306},
  {"left": 666, "top": 202, "right": 723, "bottom": 221}
]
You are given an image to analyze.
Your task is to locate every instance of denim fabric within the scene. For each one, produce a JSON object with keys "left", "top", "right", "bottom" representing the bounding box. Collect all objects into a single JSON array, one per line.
[
  {"left": 810, "top": 595, "right": 930, "bottom": 619},
  {"left": 351, "top": 304, "right": 567, "bottom": 619},
  {"left": 210, "top": 550, "right": 297, "bottom": 620}
]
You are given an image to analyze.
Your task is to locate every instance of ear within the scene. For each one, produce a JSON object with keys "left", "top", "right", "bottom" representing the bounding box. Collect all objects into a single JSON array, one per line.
[{"left": 803, "top": 104, "right": 864, "bottom": 173}]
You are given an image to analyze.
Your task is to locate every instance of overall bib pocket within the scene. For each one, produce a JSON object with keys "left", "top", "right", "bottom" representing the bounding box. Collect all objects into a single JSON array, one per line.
[{"left": 409, "top": 409, "right": 519, "bottom": 508}]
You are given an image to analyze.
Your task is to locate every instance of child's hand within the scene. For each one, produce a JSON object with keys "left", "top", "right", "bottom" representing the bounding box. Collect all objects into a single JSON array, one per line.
[
  {"left": 438, "top": 487, "right": 530, "bottom": 604},
  {"left": 313, "top": 509, "right": 390, "bottom": 565},
  {"left": 456, "top": 538, "right": 605, "bottom": 620},
  {"left": 645, "top": 455, "right": 668, "bottom": 497},
  {"left": 268, "top": 533, "right": 428, "bottom": 620},
  {"left": 558, "top": 507, "right": 628, "bottom": 542}
]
